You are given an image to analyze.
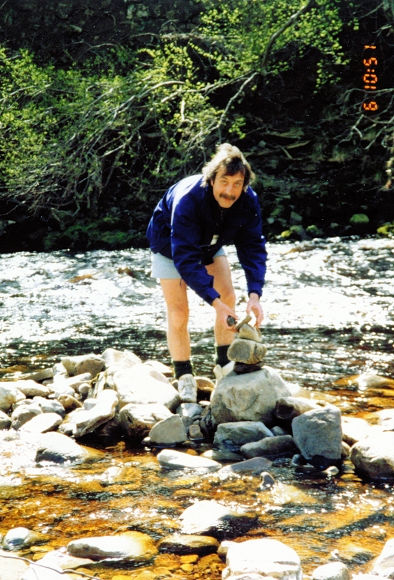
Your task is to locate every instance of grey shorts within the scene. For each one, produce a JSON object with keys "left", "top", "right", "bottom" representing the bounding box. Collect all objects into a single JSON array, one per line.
[{"left": 151, "top": 248, "right": 226, "bottom": 279}]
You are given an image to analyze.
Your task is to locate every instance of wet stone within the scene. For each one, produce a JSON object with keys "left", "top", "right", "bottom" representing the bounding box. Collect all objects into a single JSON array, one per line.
[
  {"left": 157, "top": 449, "right": 221, "bottom": 471},
  {"left": 149, "top": 414, "right": 188, "bottom": 445},
  {"left": 221, "top": 538, "right": 302, "bottom": 580},
  {"left": 180, "top": 499, "right": 257, "bottom": 539},
  {"left": 67, "top": 531, "right": 158, "bottom": 563},
  {"left": 158, "top": 533, "right": 220, "bottom": 555}
]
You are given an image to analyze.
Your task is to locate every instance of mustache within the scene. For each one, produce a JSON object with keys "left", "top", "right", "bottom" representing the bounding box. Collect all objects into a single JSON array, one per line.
[{"left": 219, "top": 193, "right": 236, "bottom": 201}]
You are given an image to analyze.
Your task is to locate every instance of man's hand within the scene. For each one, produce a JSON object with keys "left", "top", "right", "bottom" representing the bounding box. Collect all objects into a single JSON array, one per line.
[
  {"left": 212, "top": 298, "right": 238, "bottom": 330},
  {"left": 246, "top": 292, "right": 264, "bottom": 328}
]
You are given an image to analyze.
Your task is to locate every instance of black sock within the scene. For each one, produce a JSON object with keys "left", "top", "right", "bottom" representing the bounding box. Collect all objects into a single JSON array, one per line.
[
  {"left": 215, "top": 345, "right": 230, "bottom": 367},
  {"left": 173, "top": 360, "right": 193, "bottom": 379}
]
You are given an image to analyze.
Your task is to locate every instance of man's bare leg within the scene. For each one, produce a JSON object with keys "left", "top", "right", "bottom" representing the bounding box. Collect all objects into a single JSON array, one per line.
[
  {"left": 160, "top": 278, "right": 190, "bottom": 362},
  {"left": 206, "top": 255, "right": 236, "bottom": 347}
]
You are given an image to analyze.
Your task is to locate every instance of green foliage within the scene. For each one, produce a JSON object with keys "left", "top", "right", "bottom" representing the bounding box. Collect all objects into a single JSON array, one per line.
[
  {"left": 197, "top": 0, "right": 351, "bottom": 88},
  {"left": 0, "top": 0, "right": 390, "bottom": 251},
  {"left": 377, "top": 223, "right": 394, "bottom": 238}
]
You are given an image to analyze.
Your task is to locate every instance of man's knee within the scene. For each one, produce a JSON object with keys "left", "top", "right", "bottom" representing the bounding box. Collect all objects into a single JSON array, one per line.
[
  {"left": 220, "top": 287, "right": 236, "bottom": 308},
  {"left": 167, "top": 304, "right": 189, "bottom": 330}
]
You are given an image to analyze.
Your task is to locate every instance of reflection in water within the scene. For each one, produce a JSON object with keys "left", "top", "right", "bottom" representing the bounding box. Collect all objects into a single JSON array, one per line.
[{"left": 0, "top": 237, "right": 393, "bottom": 577}]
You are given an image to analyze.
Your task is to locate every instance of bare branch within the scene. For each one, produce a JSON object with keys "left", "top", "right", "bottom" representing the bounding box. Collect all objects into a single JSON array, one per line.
[{"left": 261, "top": 0, "right": 316, "bottom": 72}]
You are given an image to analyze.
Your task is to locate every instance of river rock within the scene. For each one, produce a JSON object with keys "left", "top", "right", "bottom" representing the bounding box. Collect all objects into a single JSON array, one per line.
[
  {"left": 370, "top": 537, "right": 394, "bottom": 577},
  {"left": 158, "top": 533, "right": 220, "bottom": 555},
  {"left": 35, "top": 432, "right": 102, "bottom": 464},
  {"left": 312, "top": 561, "right": 350, "bottom": 580},
  {"left": 20, "top": 412, "right": 63, "bottom": 433},
  {"left": 227, "top": 337, "right": 267, "bottom": 364},
  {"left": 217, "top": 456, "right": 273, "bottom": 480},
  {"left": 275, "top": 396, "right": 322, "bottom": 421},
  {"left": 0, "top": 548, "right": 29, "bottom": 577},
  {"left": 2, "top": 526, "right": 44, "bottom": 551},
  {"left": 148, "top": 414, "right": 188, "bottom": 445},
  {"left": 67, "top": 531, "right": 157, "bottom": 563},
  {"left": 202, "top": 448, "right": 244, "bottom": 462},
  {"left": 180, "top": 500, "right": 257, "bottom": 539},
  {"left": 157, "top": 449, "right": 221, "bottom": 471},
  {"left": 342, "top": 416, "right": 376, "bottom": 445},
  {"left": 102, "top": 347, "right": 141, "bottom": 369},
  {"left": 59, "top": 388, "right": 118, "bottom": 438},
  {"left": 241, "top": 434, "right": 298, "bottom": 459},
  {"left": 52, "top": 372, "right": 92, "bottom": 393},
  {"left": 119, "top": 402, "right": 173, "bottom": 440},
  {"left": 213, "top": 421, "right": 273, "bottom": 451},
  {"left": 22, "top": 548, "right": 94, "bottom": 580},
  {"left": 210, "top": 366, "right": 292, "bottom": 426},
  {"left": 61, "top": 353, "right": 105, "bottom": 376},
  {"left": 56, "top": 394, "right": 82, "bottom": 411},
  {"left": 12, "top": 379, "right": 52, "bottom": 398},
  {"left": 0, "top": 382, "right": 25, "bottom": 412},
  {"left": 103, "top": 363, "right": 179, "bottom": 409},
  {"left": 238, "top": 322, "right": 263, "bottom": 342},
  {"left": 292, "top": 404, "right": 343, "bottom": 468},
  {"left": 0, "top": 410, "right": 11, "bottom": 429},
  {"left": 11, "top": 402, "right": 42, "bottom": 430},
  {"left": 176, "top": 402, "right": 203, "bottom": 428},
  {"left": 376, "top": 409, "right": 394, "bottom": 431},
  {"left": 33, "top": 396, "right": 66, "bottom": 416},
  {"left": 221, "top": 538, "right": 302, "bottom": 580},
  {"left": 350, "top": 431, "right": 394, "bottom": 480}
]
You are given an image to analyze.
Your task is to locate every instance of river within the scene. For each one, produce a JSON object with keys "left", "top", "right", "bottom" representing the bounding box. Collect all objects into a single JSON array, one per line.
[{"left": 0, "top": 236, "right": 393, "bottom": 578}]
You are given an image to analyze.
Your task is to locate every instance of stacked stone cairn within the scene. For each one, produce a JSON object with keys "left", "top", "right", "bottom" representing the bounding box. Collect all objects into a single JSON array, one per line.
[{"left": 227, "top": 315, "right": 267, "bottom": 374}]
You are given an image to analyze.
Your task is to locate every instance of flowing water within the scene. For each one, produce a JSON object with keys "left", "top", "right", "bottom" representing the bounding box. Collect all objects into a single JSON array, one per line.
[{"left": 0, "top": 236, "right": 393, "bottom": 578}]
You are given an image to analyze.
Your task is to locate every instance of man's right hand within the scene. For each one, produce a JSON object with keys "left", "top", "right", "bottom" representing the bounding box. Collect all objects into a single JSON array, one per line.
[{"left": 212, "top": 298, "right": 238, "bottom": 330}]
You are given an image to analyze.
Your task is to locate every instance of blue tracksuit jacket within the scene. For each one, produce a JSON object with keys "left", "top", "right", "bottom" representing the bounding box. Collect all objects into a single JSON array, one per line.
[{"left": 146, "top": 174, "right": 267, "bottom": 304}]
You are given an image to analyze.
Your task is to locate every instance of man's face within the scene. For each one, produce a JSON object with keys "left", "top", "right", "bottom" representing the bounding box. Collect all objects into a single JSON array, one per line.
[{"left": 210, "top": 168, "right": 245, "bottom": 208}]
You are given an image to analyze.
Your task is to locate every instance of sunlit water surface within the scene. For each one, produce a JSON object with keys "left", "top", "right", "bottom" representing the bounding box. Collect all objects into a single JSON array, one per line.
[{"left": 0, "top": 237, "right": 393, "bottom": 578}]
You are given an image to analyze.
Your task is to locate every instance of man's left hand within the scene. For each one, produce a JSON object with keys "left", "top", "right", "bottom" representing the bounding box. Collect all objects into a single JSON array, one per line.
[{"left": 246, "top": 293, "right": 264, "bottom": 328}]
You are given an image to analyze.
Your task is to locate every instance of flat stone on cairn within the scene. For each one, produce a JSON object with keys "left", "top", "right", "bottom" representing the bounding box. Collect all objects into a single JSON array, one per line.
[{"left": 227, "top": 316, "right": 267, "bottom": 372}]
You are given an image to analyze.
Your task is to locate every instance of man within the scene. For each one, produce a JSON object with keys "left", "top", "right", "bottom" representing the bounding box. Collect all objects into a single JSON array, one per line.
[{"left": 146, "top": 143, "right": 267, "bottom": 401}]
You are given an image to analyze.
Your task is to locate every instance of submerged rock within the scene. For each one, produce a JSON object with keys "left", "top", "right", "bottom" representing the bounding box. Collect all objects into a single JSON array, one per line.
[{"left": 158, "top": 533, "right": 219, "bottom": 555}]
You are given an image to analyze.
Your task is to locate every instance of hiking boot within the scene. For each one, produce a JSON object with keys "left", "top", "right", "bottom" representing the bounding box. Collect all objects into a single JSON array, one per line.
[{"left": 177, "top": 373, "right": 197, "bottom": 403}]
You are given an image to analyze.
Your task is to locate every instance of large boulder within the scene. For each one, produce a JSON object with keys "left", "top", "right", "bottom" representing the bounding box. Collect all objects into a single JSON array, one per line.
[{"left": 210, "top": 366, "right": 292, "bottom": 426}]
